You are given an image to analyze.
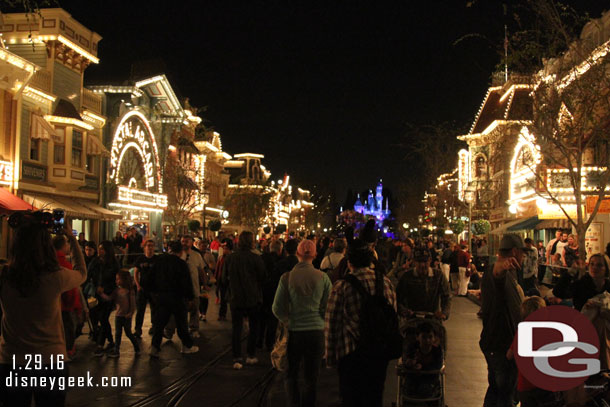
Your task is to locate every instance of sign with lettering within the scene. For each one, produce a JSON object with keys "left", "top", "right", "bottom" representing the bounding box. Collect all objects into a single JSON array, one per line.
[
  {"left": 109, "top": 110, "right": 161, "bottom": 192},
  {"left": 21, "top": 162, "right": 46, "bottom": 182},
  {"left": 585, "top": 196, "right": 610, "bottom": 214}
]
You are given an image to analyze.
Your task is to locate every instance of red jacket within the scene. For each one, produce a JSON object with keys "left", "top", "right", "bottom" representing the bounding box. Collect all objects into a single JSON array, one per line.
[{"left": 57, "top": 250, "right": 83, "bottom": 313}]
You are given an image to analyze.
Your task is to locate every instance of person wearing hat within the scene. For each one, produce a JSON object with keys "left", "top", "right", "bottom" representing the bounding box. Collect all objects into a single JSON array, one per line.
[
  {"left": 479, "top": 234, "right": 525, "bottom": 407},
  {"left": 395, "top": 246, "right": 451, "bottom": 321}
]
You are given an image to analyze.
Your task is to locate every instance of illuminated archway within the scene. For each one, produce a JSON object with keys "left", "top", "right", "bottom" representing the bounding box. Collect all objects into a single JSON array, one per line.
[
  {"left": 509, "top": 127, "right": 541, "bottom": 202},
  {"left": 109, "top": 110, "right": 162, "bottom": 193}
]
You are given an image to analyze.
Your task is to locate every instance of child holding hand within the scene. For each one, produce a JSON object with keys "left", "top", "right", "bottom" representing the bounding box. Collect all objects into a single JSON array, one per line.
[{"left": 97, "top": 270, "right": 140, "bottom": 357}]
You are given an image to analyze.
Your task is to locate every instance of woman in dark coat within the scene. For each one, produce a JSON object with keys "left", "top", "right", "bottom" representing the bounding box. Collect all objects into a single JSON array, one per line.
[{"left": 89, "top": 241, "right": 120, "bottom": 356}]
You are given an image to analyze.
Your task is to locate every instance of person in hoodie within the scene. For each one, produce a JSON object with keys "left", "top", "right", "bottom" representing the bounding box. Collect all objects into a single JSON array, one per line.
[
  {"left": 273, "top": 239, "right": 332, "bottom": 407},
  {"left": 53, "top": 235, "right": 83, "bottom": 359}
]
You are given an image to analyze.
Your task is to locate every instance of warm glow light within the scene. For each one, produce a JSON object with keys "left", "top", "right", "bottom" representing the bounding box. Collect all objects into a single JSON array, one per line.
[
  {"left": 44, "top": 115, "right": 94, "bottom": 130},
  {"left": 23, "top": 86, "right": 55, "bottom": 102},
  {"left": 0, "top": 160, "right": 13, "bottom": 186},
  {"left": 56, "top": 35, "right": 99, "bottom": 64}
]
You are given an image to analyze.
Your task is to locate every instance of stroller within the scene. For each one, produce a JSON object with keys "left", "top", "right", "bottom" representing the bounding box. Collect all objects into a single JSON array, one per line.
[{"left": 396, "top": 312, "right": 446, "bottom": 407}]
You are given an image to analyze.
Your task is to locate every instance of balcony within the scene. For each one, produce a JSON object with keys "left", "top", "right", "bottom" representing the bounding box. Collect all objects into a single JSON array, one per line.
[
  {"left": 29, "top": 69, "right": 52, "bottom": 94},
  {"left": 81, "top": 88, "right": 102, "bottom": 114}
]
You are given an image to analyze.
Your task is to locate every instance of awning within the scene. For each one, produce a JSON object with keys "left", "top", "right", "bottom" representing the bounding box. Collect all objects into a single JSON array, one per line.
[
  {"left": 535, "top": 219, "right": 571, "bottom": 230},
  {"left": 23, "top": 194, "right": 100, "bottom": 220},
  {"left": 86, "top": 135, "right": 109, "bottom": 156},
  {"left": 507, "top": 216, "right": 542, "bottom": 232},
  {"left": 31, "top": 113, "right": 57, "bottom": 140},
  {"left": 490, "top": 216, "right": 540, "bottom": 235},
  {"left": 0, "top": 188, "right": 35, "bottom": 215},
  {"left": 80, "top": 201, "right": 122, "bottom": 220}
]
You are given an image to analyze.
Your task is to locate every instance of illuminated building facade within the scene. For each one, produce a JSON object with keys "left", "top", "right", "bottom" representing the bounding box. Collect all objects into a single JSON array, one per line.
[
  {"left": 92, "top": 75, "right": 185, "bottom": 239},
  {"left": 1, "top": 8, "right": 120, "bottom": 246}
]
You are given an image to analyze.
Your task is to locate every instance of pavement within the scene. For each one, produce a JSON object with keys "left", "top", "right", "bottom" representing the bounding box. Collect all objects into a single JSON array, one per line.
[{"left": 65, "top": 294, "right": 487, "bottom": 407}]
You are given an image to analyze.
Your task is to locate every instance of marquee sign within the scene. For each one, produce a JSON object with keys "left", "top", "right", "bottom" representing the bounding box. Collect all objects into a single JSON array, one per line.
[{"left": 109, "top": 110, "right": 162, "bottom": 192}]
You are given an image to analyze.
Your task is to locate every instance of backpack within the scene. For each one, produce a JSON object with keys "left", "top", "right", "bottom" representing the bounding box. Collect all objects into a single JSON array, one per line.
[{"left": 345, "top": 272, "right": 402, "bottom": 361}]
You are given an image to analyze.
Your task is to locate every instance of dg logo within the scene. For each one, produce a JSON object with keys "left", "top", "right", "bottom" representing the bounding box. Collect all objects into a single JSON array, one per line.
[{"left": 515, "top": 305, "right": 600, "bottom": 391}]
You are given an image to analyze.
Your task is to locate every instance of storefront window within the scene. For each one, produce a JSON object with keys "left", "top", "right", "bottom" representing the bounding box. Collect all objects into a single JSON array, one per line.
[{"left": 72, "top": 130, "right": 83, "bottom": 167}]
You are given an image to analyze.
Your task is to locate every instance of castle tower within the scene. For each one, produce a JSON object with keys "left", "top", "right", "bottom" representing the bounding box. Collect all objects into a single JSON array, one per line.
[{"left": 376, "top": 180, "right": 383, "bottom": 213}]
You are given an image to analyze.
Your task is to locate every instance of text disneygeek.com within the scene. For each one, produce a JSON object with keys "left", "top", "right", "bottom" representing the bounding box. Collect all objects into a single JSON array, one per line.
[{"left": 5, "top": 371, "right": 132, "bottom": 391}]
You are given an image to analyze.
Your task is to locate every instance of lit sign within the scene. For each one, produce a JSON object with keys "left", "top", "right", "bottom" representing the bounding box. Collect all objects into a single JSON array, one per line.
[
  {"left": 509, "top": 127, "right": 541, "bottom": 203},
  {"left": 538, "top": 200, "right": 580, "bottom": 219},
  {"left": 117, "top": 186, "right": 167, "bottom": 209},
  {"left": 0, "top": 160, "right": 13, "bottom": 186},
  {"left": 109, "top": 111, "right": 162, "bottom": 192},
  {"left": 458, "top": 149, "right": 470, "bottom": 201}
]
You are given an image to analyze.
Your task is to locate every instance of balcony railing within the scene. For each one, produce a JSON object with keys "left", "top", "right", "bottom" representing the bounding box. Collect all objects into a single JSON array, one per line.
[
  {"left": 81, "top": 88, "right": 102, "bottom": 114},
  {"left": 29, "top": 69, "right": 52, "bottom": 94}
]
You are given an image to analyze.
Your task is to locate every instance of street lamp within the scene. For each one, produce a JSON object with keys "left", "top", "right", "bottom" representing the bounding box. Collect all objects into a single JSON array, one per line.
[
  {"left": 464, "top": 186, "right": 476, "bottom": 251},
  {"left": 201, "top": 190, "right": 210, "bottom": 239}
]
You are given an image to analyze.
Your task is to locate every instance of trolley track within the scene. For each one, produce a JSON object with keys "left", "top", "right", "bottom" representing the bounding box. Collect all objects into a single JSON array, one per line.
[{"left": 127, "top": 341, "right": 278, "bottom": 407}]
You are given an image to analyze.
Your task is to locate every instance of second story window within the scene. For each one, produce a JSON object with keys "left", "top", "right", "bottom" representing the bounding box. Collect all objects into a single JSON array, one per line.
[
  {"left": 30, "top": 139, "right": 40, "bottom": 161},
  {"left": 53, "top": 128, "right": 65, "bottom": 164},
  {"left": 72, "top": 130, "right": 83, "bottom": 167}
]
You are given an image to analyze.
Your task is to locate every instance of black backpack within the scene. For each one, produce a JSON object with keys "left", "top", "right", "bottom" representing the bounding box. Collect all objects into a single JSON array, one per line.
[{"left": 345, "top": 272, "right": 402, "bottom": 361}]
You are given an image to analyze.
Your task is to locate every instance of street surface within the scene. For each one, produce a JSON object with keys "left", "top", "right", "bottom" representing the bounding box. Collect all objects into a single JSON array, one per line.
[{"left": 66, "top": 295, "right": 486, "bottom": 407}]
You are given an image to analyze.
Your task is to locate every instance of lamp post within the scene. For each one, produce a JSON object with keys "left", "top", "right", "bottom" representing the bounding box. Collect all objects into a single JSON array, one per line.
[
  {"left": 464, "top": 186, "right": 476, "bottom": 252},
  {"left": 201, "top": 191, "right": 210, "bottom": 239}
]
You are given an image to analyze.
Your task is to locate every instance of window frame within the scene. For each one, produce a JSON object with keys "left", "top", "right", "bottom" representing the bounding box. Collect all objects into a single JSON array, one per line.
[
  {"left": 71, "top": 129, "right": 83, "bottom": 168},
  {"left": 53, "top": 127, "right": 66, "bottom": 165}
]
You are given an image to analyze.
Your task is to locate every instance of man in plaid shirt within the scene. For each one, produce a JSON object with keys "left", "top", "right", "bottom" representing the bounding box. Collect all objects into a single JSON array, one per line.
[{"left": 325, "top": 239, "right": 397, "bottom": 407}]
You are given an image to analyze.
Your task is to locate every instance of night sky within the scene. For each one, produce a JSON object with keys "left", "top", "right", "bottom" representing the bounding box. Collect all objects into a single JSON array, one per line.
[{"left": 55, "top": 0, "right": 608, "bottom": 204}]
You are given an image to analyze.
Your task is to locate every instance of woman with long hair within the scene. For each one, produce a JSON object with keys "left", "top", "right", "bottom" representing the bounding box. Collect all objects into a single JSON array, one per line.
[
  {"left": 0, "top": 216, "right": 86, "bottom": 406},
  {"left": 89, "top": 240, "right": 120, "bottom": 356}
]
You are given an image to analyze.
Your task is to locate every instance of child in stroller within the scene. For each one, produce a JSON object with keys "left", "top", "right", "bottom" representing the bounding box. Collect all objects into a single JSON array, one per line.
[{"left": 397, "top": 316, "right": 446, "bottom": 406}]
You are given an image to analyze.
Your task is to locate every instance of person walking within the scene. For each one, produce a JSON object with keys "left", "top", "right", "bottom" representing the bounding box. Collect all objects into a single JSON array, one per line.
[
  {"left": 325, "top": 239, "right": 397, "bottom": 407},
  {"left": 456, "top": 244, "right": 472, "bottom": 296},
  {"left": 98, "top": 271, "right": 140, "bottom": 358},
  {"left": 272, "top": 240, "right": 332, "bottom": 407},
  {"left": 53, "top": 235, "right": 83, "bottom": 360},
  {"left": 222, "top": 231, "right": 266, "bottom": 369},
  {"left": 320, "top": 238, "right": 346, "bottom": 273},
  {"left": 396, "top": 247, "right": 451, "bottom": 320},
  {"left": 0, "top": 220, "right": 86, "bottom": 406},
  {"left": 215, "top": 238, "right": 233, "bottom": 321},
  {"left": 180, "top": 235, "right": 205, "bottom": 337},
  {"left": 133, "top": 239, "right": 158, "bottom": 337},
  {"left": 91, "top": 241, "right": 120, "bottom": 357},
  {"left": 522, "top": 238, "right": 540, "bottom": 296},
  {"left": 149, "top": 241, "right": 199, "bottom": 357},
  {"left": 479, "top": 234, "right": 525, "bottom": 407},
  {"left": 259, "top": 239, "right": 283, "bottom": 350}
]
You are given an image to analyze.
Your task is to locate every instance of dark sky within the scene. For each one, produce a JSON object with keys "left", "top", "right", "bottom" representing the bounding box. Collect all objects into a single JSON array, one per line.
[{"left": 57, "top": 0, "right": 607, "bottom": 201}]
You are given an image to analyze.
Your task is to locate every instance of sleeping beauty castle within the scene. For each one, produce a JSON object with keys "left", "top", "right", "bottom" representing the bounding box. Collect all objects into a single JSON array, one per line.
[{"left": 353, "top": 180, "right": 391, "bottom": 225}]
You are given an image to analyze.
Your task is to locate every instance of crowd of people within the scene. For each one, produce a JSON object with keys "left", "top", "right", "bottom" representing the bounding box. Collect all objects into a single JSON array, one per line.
[{"left": 0, "top": 212, "right": 609, "bottom": 406}]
